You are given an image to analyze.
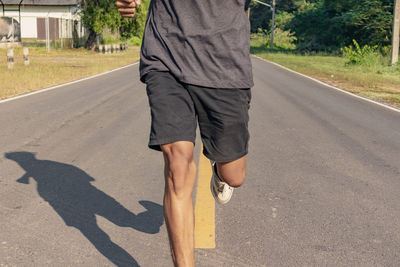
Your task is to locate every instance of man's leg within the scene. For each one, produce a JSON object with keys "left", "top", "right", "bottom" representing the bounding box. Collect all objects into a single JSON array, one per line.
[
  {"left": 216, "top": 155, "right": 247, "bottom": 188},
  {"left": 186, "top": 85, "right": 251, "bottom": 194},
  {"left": 161, "top": 141, "right": 196, "bottom": 267}
]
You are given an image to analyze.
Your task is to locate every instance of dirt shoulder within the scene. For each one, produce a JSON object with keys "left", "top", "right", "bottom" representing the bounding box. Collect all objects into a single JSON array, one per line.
[
  {"left": 251, "top": 50, "right": 400, "bottom": 109},
  {"left": 0, "top": 47, "right": 141, "bottom": 100}
]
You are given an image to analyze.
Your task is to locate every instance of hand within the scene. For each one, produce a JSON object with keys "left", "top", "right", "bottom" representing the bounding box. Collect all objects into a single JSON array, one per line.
[
  {"left": 16, "top": 173, "right": 31, "bottom": 184},
  {"left": 116, "top": 0, "right": 141, "bottom": 18}
]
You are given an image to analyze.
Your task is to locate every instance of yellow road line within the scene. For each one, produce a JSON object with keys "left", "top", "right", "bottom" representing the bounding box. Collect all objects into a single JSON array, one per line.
[{"left": 194, "top": 146, "right": 215, "bottom": 248}]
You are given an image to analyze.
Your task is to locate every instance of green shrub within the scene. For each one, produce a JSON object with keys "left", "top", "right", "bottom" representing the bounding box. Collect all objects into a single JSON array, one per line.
[
  {"left": 100, "top": 28, "right": 121, "bottom": 45},
  {"left": 250, "top": 28, "right": 269, "bottom": 47},
  {"left": 340, "top": 39, "right": 381, "bottom": 66},
  {"left": 268, "top": 28, "right": 297, "bottom": 50},
  {"left": 251, "top": 27, "right": 296, "bottom": 50},
  {"left": 101, "top": 35, "right": 120, "bottom": 45},
  {"left": 380, "top": 45, "right": 392, "bottom": 57},
  {"left": 129, "top": 36, "right": 142, "bottom": 46}
]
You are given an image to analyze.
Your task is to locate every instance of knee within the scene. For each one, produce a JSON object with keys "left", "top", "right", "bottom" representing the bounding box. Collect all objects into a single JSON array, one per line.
[
  {"left": 224, "top": 171, "right": 246, "bottom": 188},
  {"left": 218, "top": 164, "right": 246, "bottom": 188},
  {"left": 162, "top": 143, "right": 196, "bottom": 197}
]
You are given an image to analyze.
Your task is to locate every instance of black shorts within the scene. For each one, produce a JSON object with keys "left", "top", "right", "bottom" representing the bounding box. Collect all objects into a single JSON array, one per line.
[{"left": 144, "top": 71, "right": 251, "bottom": 162}]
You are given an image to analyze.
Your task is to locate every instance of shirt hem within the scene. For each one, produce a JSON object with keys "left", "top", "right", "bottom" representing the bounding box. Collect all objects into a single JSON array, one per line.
[{"left": 140, "top": 69, "right": 254, "bottom": 89}]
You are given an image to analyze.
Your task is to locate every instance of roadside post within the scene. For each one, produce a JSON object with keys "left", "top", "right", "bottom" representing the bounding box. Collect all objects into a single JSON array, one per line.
[
  {"left": 253, "top": 0, "right": 276, "bottom": 49},
  {"left": 45, "top": 16, "right": 50, "bottom": 52},
  {"left": 392, "top": 0, "right": 400, "bottom": 65},
  {"left": 7, "top": 48, "right": 14, "bottom": 69},
  {"left": 23, "top": 47, "right": 30, "bottom": 66}
]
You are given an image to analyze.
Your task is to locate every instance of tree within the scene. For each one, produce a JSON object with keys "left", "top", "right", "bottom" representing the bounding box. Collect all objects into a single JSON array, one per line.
[
  {"left": 249, "top": 0, "right": 318, "bottom": 33},
  {"left": 81, "top": 0, "right": 122, "bottom": 49},
  {"left": 343, "top": 0, "right": 393, "bottom": 46},
  {"left": 119, "top": 0, "right": 150, "bottom": 41},
  {"left": 81, "top": 0, "right": 150, "bottom": 49},
  {"left": 287, "top": 0, "right": 394, "bottom": 51},
  {"left": 249, "top": 1, "right": 272, "bottom": 33}
]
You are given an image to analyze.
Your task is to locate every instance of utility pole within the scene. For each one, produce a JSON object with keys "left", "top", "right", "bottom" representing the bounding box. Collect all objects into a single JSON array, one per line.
[
  {"left": 392, "top": 0, "right": 400, "bottom": 65},
  {"left": 253, "top": 0, "right": 276, "bottom": 49},
  {"left": 270, "top": 0, "right": 276, "bottom": 49}
]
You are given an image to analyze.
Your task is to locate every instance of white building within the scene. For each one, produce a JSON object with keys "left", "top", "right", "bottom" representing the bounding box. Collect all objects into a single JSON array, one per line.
[{"left": 1, "top": 0, "right": 84, "bottom": 42}]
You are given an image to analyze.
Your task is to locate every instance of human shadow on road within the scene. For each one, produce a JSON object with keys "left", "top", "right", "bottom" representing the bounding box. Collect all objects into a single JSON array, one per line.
[{"left": 5, "top": 151, "right": 164, "bottom": 267}]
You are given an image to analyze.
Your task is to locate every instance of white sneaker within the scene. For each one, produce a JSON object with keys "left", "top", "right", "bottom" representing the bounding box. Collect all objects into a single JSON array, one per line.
[{"left": 210, "top": 161, "right": 233, "bottom": 204}]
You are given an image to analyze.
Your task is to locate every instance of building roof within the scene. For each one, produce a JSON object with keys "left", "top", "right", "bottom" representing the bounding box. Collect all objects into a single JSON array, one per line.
[{"left": 1, "top": 0, "right": 79, "bottom": 6}]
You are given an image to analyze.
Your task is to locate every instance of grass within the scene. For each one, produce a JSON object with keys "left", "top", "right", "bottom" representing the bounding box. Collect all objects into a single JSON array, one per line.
[
  {"left": 251, "top": 36, "right": 400, "bottom": 108},
  {"left": 0, "top": 46, "right": 141, "bottom": 100}
]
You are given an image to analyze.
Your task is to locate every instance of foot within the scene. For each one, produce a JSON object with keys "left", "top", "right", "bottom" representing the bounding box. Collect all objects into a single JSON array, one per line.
[{"left": 210, "top": 161, "right": 233, "bottom": 204}]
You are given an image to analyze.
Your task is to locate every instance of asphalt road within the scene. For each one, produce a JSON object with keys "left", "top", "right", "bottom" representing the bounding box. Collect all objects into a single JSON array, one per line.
[{"left": 1, "top": 57, "right": 400, "bottom": 266}]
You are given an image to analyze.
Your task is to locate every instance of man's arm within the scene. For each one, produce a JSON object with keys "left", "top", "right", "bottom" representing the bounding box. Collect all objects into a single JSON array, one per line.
[{"left": 116, "top": 0, "right": 141, "bottom": 18}]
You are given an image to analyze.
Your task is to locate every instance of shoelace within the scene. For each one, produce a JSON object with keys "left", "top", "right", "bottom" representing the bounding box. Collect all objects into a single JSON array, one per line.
[
  {"left": 216, "top": 176, "right": 231, "bottom": 194},
  {"left": 217, "top": 182, "right": 225, "bottom": 193}
]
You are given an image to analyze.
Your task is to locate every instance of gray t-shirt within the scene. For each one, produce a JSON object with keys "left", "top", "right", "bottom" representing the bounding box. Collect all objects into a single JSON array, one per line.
[{"left": 139, "top": 0, "right": 254, "bottom": 89}]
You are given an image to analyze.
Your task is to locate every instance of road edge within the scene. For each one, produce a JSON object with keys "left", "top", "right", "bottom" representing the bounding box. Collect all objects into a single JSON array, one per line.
[
  {"left": 251, "top": 55, "right": 400, "bottom": 114},
  {"left": 0, "top": 62, "right": 139, "bottom": 104}
]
